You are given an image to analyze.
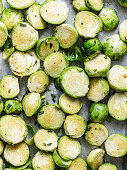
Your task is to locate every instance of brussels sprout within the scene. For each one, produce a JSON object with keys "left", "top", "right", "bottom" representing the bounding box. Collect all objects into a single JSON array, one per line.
[
  {"left": 89, "top": 103, "right": 108, "bottom": 123},
  {"left": 83, "top": 38, "right": 103, "bottom": 61},
  {"left": 54, "top": 77, "right": 63, "bottom": 91},
  {"left": 105, "top": 134, "right": 127, "bottom": 157},
  {"left": 27, "top": 71, "right": 49, "bottom": 93},
  {"left": 87, "top": 149, "right": 105, "bottom": 170},
  {"left": 103, "top": 34, "right": 126, "bottom": 60},
  {"left": 1, "top": 7, "right": 24, "bottom": 31},
  {"left": 85, "top": 123, "right": 108, "bottom": 146},
  {"left": 87, "top": 78, "right": 109, "bottom": 102},
  {"left": 98, "top": 163, "right": 118, "bottom": 170},
  {"left": 108, "top": 93, "right": 127, "bottom": 121},
  {"left": 44, "top": 52, "right": 69, "bottom": 78},
  {"left": 5, "top": 99, "right": 22, "bottom": 114},
  {"left": 0, "top": 140, "right": 4, "bottom": 156},
  {"left": 64, "top": 114, "right": 87, "bottom": 138},
  {"left": 86, "top": 0, "right": 104, "bottom": 11},
  {"left": 66, "top": 157, "right": 87, "bottom": 170},
  {"left": 0, "top": 98, "right": 4, "bottom": 114},
  {"left": 6, "top": 0, "right": 35, "bottom": 9},
  {"left": 72, "top": 0, "right": 89, "bottom": 11},
  {"left": 107, "top": 65, "right": 127, "bottom": 91},
  {"left": 0, "top": 75, "right": 20, "bottom": 99},
  {"left": 99, "top": 8, "right": 119, "bottom": 31},
  {"left": 34, "top": 129, "right": 58, "bottom": 152},
  {"left": 37, "top": 104, "right": 65, "bottom": 130},
  {"left": 9, "top": 50, "right": 40, "bottom": 77},
  {"left": 22, "top": 93, "right": 42, "bottom": 117},
  {"left": 0, "top": 0, "right": 3, "bottom": 13},
  {"left": 59, "top": 93, "right": 82, "bottom": 114},
  {"left": 60, "top": 66, "right": 89, "bottom": 98},
  {"left": 2, "top": 36, "right": 15, "bottom": 60},
  {"left": 75, "top": 11, "right": 103, "bottom": 38},
  {"left": 40, "top": 0, "right": 68, "bottom": 25},
  {"left": 63, "top": 45, "right": 84, "bottom": 61},
  {"left": 53, "top": 150, "right": 72, "bottom": 168},
  {"left": 84, "top": 54, "right": 111, "bottom": 77},
  {"left": 119, "top": 20, "right": 127, "bottom": 42},
  {"left": 0, "top": 21, "right": 8, "bottom": 48},
  {"left": 58, "top": 136, "right": 81, "bottom": 160},
  {"left": 32, "top": 151, "right": 55, "bottom": 170},
  {"left": 54, "top": 24, "right": 78, "bottom": 49},
  {"left": 26, "top": 3, "right": 46, "bottom": 30},
  {"left": 36, "top": 37, "right": 59, "bottom": 61},
  {"left": 11, "top": 22, "right": 38, "bottom": 51},
  {"left": 0, "top": 115, "right": 28, "bottom": 145},
  {"left": 118, "top": 0, "right": 127, "bottom": 8},
  {"left": 4, "top": 142, "right": 29, "bottom": 166},
  {"left": 0, "top": 157, "right": 4, "bottom": 170}
]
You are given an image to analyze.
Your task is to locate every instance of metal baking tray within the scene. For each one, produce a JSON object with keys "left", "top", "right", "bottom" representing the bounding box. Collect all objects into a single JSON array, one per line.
[{"left": 0, "top": 0, "right": 127, "bottom": 169}]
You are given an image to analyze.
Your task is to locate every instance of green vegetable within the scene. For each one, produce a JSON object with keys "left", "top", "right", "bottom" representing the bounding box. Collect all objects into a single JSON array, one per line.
[
  {"left": 5, "top": 99, "right": 22, "bottom": 114},
  {"left": 0, "top": 0, "right": 3, "bottom": 13},
  {"left": 99, "top": 8, "right": 119, "bottom": 31},
  {"left": 0, "top": 98, "right": 4, "bottom": 114},
  {"left": 119, "top": 20, "right": 127, "bottom": 42},
  {"left": 0, "top": 139, "right": 4, "bottom": 156},
  {"left": 72, "top": 0, "right": 89, "bottom": 11},
  {"left": 118, "top": 0, "right": 127, "bottom": 8},
  {"left": 89, "top": 103, "right": 108, "bottom": 123},
  {"left": 86, "top": 0, "right": 104, "bottom": 11},
  {"left": 103, "top": 34, "right": 126, "bottom": 60},
  {"left": 98, "top": 163, "right": 118, "bottom": 170},
  {"left": 83, "top": 38, "right": 103, "bottom": 61},
  {"left": 54, "top": 77, "right": 63, "bottom": 91},
  {"left": 0, "top": 21, "right": 8, "bottom": 48},
  {"left": 6, "top": 0, "right": 35, "bottom": 9}
]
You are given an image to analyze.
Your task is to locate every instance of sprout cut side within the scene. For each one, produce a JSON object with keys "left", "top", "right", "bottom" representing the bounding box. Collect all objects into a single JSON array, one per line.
[{"left": 119, "top": 20, "right": 127, "bottom": 42}]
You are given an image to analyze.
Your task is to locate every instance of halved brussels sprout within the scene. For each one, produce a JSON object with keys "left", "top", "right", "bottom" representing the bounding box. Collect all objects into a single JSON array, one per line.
[
  {"left": 84, "top": 54, "right": 111, "bottom": 77},
  {"left": 44, "top": 52, "right": 69, "bottom": 78},
  {"left": 36, "top": 37, "right": 59, "bottom": 61},
  {"left": 87, "top": 149, "right": 105, "bottom": 170},
  {"left": 58, "top": 136, "right": 81, "bottom": 160},
  {"left": 54, "top": 24, "right": 78, "bottom": 49},
  {"left": 27, "top": 71, "right": 49, "bottom": 93},
  {"left": 86, "top": 0, "right": 103, "bottom": 11},
  {"left": 118, "top": 0, "right": 127, "bottom": 8},
  {"left": 11, "top": 22, "right": 38, "bottom": 51},
  {"left": 107, "top": 65, "right": 127, "bottom": 91},
  {"left": 34, "top": 129, "right": 58, "bottom": 152},
  {"left": 0, "top": 75, "right": 19, "bottom": 99},
  {"left": 75, "top": 11, "right": 103, "bottom": 38},
  {"left": 26, "top": 3, "right": 46, "bottom": 30},
  {"left": 0, "top": 140, "right": 4, "bottom": 155},
  {"left": 119, "top": 20, "right": 127, "bottom": 42},
  {"left": 87, "top": 78, "right": 109, "bottom": 102},
  {"left": 66, "top": 157, "right": 87, "bottom": 170},
  {"left": 98, "top": 163, "right": 118, "bottom": 170},
  {"left": 53, "top": 150, "right": 72, "bottom": 168},
  {"left": 89, "top": 103, "right": 108, "bottom": 123},
  {"left": 83, "top": 38, "right": 103, "bottom": 61},
  {"left": 4, "top": 142, "right": 29, "bottom": 166},
  {"left": 0, "top": 157, "right": 4, "bottom": 170},
  {"left": 40, "top": 0, "right": 68, "bottom": 25},
  {"left": 99, "top": 8, "right": 119, "bottom": 31},
  {"left": 0, "top": 21, "right": 8, "bottom": 48},
  {"left": 0, "top": 98, "right": 4, "bottom": 114},
  {"left": 108, "top": 93, "right": 127, "bottom": 120},
  {"left": 0, "top": 115, "right": 27, "bottom": 144},
  {"left": 60, "top": 66, "right": 89, "bottom": 98},
  {"left": 85, "top": 123, "right": 108, "bottom": 146},
  {"left": 72, "top": 0, "right": 89, "bottom": 11},
  {"left": 0, "top": 0, "right": 3, "bottom": 14},
  {"left": 32, "top": 151, "right": 55, "bottom": 170},
  {"left": 22, "top": 93, "right": 42, "bottom": 117},
  {"left": 37, "top": 104, "right": 65, "bottom": 130},
  {"left": 105, "top": 134, "right": 127, "bottom": 157},
  {"left": 1, "top": 7, "right": 24, "bottom": 31},
  {"left": 59, "top": 93, "right": 82, "bottom": 114},
  {"left": 9, "top": 50, "right": 40, "bottom": 77},
  {"left": 5, "top": 99, "right": 22, "bottom": 114},
  {"left": 2, "top": 36, "right": 15, "bottom": 60},
  {"left": 103, "top": 34, "right": 126, "bottom": 60},
  {"left": 63, "top": 45, "right": 84, "bottom": 62},
  {"left": 6, "top": 0, "right": 35, "bottom": 9},
  {"left": 64, "top": 114, "right": 87, "bottom": 138}
]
